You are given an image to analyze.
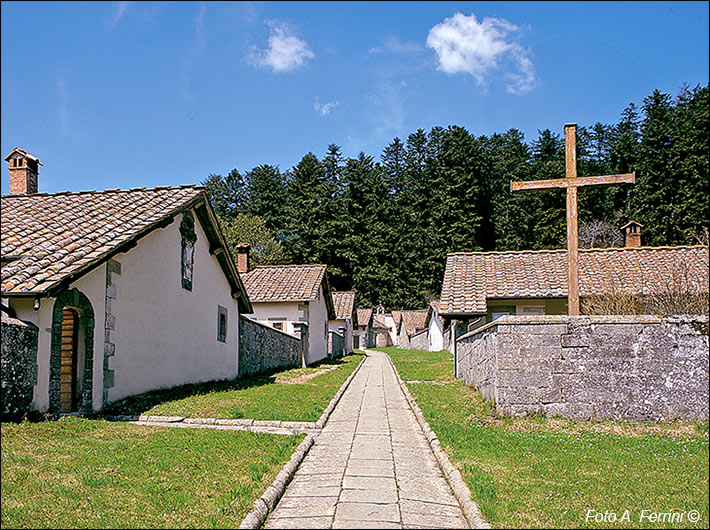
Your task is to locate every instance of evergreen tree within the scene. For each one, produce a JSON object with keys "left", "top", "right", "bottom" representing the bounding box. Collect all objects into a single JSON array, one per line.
[
  {"left": 481, "top": 129, "right": 533, "bottom": 250},
  {"left": 633, "top": 89, "right": 676, "bottom": 244},
  {"left": 201, "top": 84, "right": 708, "bottom": 308},
  {"left": 243, "top": 164, "right": 288, "bottom": 236},
  {"left": 202, "top": 169, "right": 246, "bottom": 218}
]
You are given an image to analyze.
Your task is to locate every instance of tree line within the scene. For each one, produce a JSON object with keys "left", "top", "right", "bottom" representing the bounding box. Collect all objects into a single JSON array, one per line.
[{"left": 204, "top": 84, "right": 708, "bottom": 309}]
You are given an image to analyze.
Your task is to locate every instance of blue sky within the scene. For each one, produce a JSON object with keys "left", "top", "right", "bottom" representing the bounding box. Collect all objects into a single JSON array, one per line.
[{"left": 1, "top": 1, "right": 708, "bottom": 194}]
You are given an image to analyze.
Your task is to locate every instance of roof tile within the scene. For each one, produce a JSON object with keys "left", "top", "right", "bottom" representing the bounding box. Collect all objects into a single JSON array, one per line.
[
  {"left": 332, "top": 291, "right": 356, "bottom": 320},
  {"left": 242, "top": 264, "right": 327, "bottom": 303},
  {"left": 1, "top": 186, "right": 205, "bottom": 294},
  {"left": 440, "top": 246, "right": 710, "bottom": 315}
]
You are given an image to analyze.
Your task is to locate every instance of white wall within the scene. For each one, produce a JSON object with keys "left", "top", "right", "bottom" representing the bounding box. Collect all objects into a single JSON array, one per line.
[
  {"left": 329, "top": 318, "right": 353, "bottom": 354},
  {"left": 249, "top": 301, "right": 305, "bottom": 337},
  {"left": 384, "top": 314, "right": 397, "bottom": 345},
  {"left": 428, "top": 316, "right": 444, "bottom": 351},
  {"left": 308, "top": 285, "right": 329, "bottom": 364},
  {"left": 247, "top": 285, "right": 329, "bottom": 365},
  {"left": 106, "top": 210, "right": 240, "bottom": 403}
]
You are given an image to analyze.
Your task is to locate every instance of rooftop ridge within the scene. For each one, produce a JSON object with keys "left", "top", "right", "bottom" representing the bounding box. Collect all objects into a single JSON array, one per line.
[
  {"left": 1, "top": 184, "right": 205, "bottom": 199},
  {"left": 448, "top": 244, "right": 708, "bottom": 257},
  {"left": 249, "top": 263, "right": 327, "bottom": 269}
]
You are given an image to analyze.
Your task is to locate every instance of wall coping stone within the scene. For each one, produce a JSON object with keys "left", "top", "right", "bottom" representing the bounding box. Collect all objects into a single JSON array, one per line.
[{"left": 457, "top": 314, "right": 707, "bottom": 342}]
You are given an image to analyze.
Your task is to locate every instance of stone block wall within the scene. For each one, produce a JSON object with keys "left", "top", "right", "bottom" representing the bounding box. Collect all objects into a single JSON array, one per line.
[
  {"left": 239, "top": 316, "right": 302, "bottom": 377},
  {"left": 1, "top": 314, "right": 39, "bottom": 417},
  {"left": 409, "top": 329, "right": 429, "bottom": 351},
  {"left": 456, "top": 315, "right": 709, "bottom": 421}
]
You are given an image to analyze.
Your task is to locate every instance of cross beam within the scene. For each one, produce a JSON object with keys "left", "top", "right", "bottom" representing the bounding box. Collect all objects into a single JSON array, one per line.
[
  {"left": 510, "top": 123, "right": 635, "bottom": 316},
  {"left": 510, "top": 173, "right": 635, "bottom": 192}
]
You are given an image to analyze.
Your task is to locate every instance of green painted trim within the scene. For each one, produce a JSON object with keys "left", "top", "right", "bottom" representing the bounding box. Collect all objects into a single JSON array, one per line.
[{"left": 180, "top": 211, "right": 197, "bottom": 291}]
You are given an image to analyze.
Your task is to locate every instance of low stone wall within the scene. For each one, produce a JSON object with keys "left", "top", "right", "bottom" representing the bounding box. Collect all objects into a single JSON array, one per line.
[
  {"left": 239, "top": 316, "right": 302, "bottom": 377},
  {"left": 456, "top": 315, "right": 709, "bottom": 421},
  {"left": 409, "top": 328, "right": 429, "bottom": 351},
  {"left": 329, "top": 330, "right": 344, "bottom": 359},
  {"left": 1, "top": 314, "right": 39, "bottom": 417}
]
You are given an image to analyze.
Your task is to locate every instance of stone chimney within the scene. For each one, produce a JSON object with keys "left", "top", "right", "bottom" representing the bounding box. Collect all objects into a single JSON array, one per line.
[
  {"left": 621, "top": 220, "right": 643, "bottom": 248},
  {"left": 5, "top": 148, "right": 41, "bottom": 195},
  {"left": 235, "top": 243, "right": 251, "bottom": 273}
]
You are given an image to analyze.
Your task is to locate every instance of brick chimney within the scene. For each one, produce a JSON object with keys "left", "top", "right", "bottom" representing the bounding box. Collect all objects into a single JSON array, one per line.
[
  {"left": 235, "top": 243, "right": 251, "bottom": 273},
  {"left": 621, "top": 220, "right": 643, "bottom": 248},
  {"left": 5, "top": 148, "right": 41, "bottom": 195}
]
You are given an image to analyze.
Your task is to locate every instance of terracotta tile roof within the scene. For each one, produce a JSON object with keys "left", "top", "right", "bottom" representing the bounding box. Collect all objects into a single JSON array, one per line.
[
  {"left": 332, "top": 291, "right": 356, "bottom": 320},
  {"left": 399, "top": 310, "right": 428, "bottom": 336},
  {"left": 440, "top": 246, "right": 710, "bottom": 315},
  {"left": 356, "top": 308, "right": 372, "bottom": 327},
  {"left": 1, "top": 186, "right": 206, "bottom": 295},
  {"left": 391, "top": 310, "right": 402, "bottom": 326},
  {"left": 242, "top": 264, "right": 327, "bottom": 303}
]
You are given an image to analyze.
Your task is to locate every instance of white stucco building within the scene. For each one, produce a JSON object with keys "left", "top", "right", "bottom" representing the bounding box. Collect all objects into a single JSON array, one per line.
[
  {"left": 1, "top": 148, "right": 252, "bottom": 413},
  {"left": 353, "top": 308, "right": 372, "bottom": 350},
  {"left": 426, "top": 300, "right": 444, "bottom": 352},
  {"left": 240, "top": 260, "right": 335, "bottom": 366},
  {"left": 330, "top": 291, "right": 356, "bottom": 355}
]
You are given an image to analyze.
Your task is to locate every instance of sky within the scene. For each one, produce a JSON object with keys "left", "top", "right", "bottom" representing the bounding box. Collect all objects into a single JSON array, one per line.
[{"left": 1, "top": 1, "right": 708, "bottom": 194}]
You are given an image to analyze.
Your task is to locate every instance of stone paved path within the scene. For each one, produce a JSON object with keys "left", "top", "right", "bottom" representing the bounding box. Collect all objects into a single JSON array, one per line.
[{"left": 264, "top": 350, "right": 468, "bottom": 529}]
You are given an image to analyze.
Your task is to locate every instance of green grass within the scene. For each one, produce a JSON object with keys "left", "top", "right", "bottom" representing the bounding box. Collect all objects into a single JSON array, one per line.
[
  {"left": 102, "top": 353, "right": 363, "bottom": 421},
  {"left": 1, "top": 417, "right": 302, "bottom": 528},
  {"left": 382, "top": 347, "right": 710, "bottom": 529}
]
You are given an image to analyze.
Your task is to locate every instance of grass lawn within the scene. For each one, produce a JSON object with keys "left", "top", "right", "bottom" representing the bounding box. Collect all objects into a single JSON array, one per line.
[
  {"left": 1, "top": 417, "right": 302, "bottom": 528},
  {"left": 102, "top": 353, "right": 363, "bottom": 422},
  {"left": 382, "top": 347, "right": 709, "bottom": 529}
]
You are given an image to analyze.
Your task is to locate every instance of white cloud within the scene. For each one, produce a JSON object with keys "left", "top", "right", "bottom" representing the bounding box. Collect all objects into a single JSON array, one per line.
[
  {"left": 370, "top": 36, "right": 424, "bottom": 55},
  {"left": 109, "top": 1, "right": 129, "bottom": 26},
  {"left": 426, "top": 12, "right": 537, "bottom": 94},
  {"left": 314, "top": 100, "right": 340, "bottom": 116},
  {"left": 249, "top": 20, "right": 314, "bottom": 72},
  {"left": 180, "top": 3, "right": 207, "bottom": 100}
]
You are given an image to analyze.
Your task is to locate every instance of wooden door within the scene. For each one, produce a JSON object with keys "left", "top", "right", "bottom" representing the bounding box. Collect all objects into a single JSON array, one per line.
[{"left": 60, "top": 308, "right": 79, "bottom": 413}]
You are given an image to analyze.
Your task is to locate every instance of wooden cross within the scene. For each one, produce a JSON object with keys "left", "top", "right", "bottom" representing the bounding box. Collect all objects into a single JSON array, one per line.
[{"left": 510, "top": 123, "right": 635, "bottom": 316}]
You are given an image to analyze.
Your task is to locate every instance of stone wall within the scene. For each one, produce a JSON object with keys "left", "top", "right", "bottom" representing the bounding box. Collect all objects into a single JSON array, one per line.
[
  {"left": 329, "top": 330, "right": 344, "bottom": 359},
  {"left": 1, "top": 314, "right": 39, "bottom": 417},
  {"left": 239, "top": 316, "right": 302, "bottom": 377},
  {"left": 409, "top": 329, "right": 429, "bottom": 351},
  {"left": 456, "top": 315, "right": 709, "bottom": 421}
]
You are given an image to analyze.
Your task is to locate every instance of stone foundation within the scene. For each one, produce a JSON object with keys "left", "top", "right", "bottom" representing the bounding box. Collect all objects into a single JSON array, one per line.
[{"left": 456, "top": 315, "right": 709, "bottom": 421}]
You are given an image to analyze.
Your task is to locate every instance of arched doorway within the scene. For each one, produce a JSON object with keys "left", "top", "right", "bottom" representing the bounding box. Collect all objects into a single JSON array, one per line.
[{"left": 50, "top": 289, "right": 95, "bottom": 414}]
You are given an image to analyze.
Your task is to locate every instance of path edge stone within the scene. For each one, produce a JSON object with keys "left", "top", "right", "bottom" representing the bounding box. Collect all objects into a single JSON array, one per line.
[
  {"left": 381, "top": 350, "right": 491, "bottom": 530},
  {"left": 238, "top": 433, "right": 316, "bottom": 529}
]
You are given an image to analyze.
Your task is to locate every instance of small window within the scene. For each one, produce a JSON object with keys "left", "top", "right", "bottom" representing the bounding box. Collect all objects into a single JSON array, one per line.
[
  {"left": 273, "top": 322, "right": 283, "bottom": 331},
  {"left": 488, "top": 305, "right": 515, "bottom": 323},
  {"left": 217, "top": 306, "right": 228, "bottom": 342},
  {"left": 520, "top": 306, "right": 545, "bottom": 315}
]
